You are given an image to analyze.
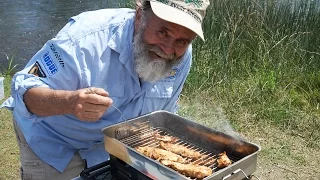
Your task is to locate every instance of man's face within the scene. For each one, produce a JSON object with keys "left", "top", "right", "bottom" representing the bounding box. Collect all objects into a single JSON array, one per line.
[{"left": 133, "top": 10, "right": 196, "bottom": 83}]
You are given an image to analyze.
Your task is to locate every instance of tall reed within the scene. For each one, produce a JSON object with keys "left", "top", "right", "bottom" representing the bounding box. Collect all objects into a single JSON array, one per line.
[{"left": 184, "top": 0, "right": 320, "bottom": 147}]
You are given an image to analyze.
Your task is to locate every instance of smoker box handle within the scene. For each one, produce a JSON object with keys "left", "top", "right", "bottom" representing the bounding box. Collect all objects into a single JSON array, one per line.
[{"left": 222, "top": 169, "right": 249, "bottom": 180}]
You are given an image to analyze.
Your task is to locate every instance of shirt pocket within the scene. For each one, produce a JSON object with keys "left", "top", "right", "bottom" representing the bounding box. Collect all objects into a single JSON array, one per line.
[
  {"left": 145, "top": 81, "right": 174, "bottom": 98},
  {"left": 144, "top": 81, "right": 174, "bottom": 112}
]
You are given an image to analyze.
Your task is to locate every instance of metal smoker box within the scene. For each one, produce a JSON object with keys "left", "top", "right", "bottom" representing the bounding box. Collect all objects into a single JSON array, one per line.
[{"left": 102, "top": 110, "right": 261, "bottom": 180}]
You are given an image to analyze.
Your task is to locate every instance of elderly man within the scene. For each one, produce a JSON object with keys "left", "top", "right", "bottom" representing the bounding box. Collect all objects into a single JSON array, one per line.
[{"left": 1, "top": 0, "right": 210, "bottom": 179}]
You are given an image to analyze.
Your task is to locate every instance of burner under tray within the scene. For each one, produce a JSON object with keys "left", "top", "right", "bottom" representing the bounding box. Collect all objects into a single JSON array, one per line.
[{"left": 80, "top": 155, "right": 152, "bottom": 180}]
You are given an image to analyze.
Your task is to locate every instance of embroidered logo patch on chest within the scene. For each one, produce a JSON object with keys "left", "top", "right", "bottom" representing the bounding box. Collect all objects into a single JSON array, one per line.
[{"left": 166, "top": 67, "right": 179, "bottom": 79}]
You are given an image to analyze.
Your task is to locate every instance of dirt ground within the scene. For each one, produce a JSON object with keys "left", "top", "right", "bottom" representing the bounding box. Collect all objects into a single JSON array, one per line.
[{"left": 242, "top": 124, "right": 320, "bottom": 180}]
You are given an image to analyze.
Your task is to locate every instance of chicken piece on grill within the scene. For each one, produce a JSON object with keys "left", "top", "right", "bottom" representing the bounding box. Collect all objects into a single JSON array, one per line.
[
  {"left": 193, "top": 155, "right": 216, "bottom": 166},
  {"left": 160, "top": 159, "right": 213, "bottom": 179},
  {"left": 136, "top": 146, "right": 188, "bottom": 163},
  {"left": 154, "top": 133, "right": 178, "bottom": 143},
  {"left": 159, "top": 141, "right": 202, "bottom": 160},
  {"left": 217, "top": 151, "right": 232, "bottom": 168}
]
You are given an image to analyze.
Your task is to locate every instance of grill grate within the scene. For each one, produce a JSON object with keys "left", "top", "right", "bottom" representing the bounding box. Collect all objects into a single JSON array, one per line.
[
  {"left": 119, "top": 121, "right": 222, "bottom": 179},
  {"left": 104, "top": 111, "right": 261, "bottom": 180}
]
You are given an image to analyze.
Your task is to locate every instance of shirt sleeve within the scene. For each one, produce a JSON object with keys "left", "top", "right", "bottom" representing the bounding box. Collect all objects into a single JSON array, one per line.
[
  {"left": 3, "top": 20, "right": 84, "bottom": 122},
  {"left": 162, "top": 46, "right": 192, "bottom": 113}
]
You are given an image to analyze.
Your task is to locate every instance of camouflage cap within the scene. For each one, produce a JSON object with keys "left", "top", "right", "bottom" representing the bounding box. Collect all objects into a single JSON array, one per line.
[{"left": 146, "top": 0, "right": 210, "bottom": 40}]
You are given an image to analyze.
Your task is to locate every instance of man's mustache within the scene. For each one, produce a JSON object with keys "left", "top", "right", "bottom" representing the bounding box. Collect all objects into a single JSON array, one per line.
[{"left": 147, "top": 45, "right": 177, "bottom": 61}]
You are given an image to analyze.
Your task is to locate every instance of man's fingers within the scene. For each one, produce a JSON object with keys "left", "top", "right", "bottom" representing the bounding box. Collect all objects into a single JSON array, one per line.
[
  {"left": 93, "top": 88, "right": 109, "bottom": 97},
  {"left": 85, "top": 93, "right": 113, "bottom": 105},
  {"left": 86, "top": 87, "right": 109, "bottom": 97},
  {"left": 72, "top": 88, "right": 113, "bottom": 122},
  {"left": 82, "top": 102, "right": 110, "bottom": 112}
]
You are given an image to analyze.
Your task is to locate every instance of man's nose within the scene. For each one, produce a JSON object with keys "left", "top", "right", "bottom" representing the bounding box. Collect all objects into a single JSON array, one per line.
[{"left": 159, "top": 43, "right": 175, "bottom": 55}]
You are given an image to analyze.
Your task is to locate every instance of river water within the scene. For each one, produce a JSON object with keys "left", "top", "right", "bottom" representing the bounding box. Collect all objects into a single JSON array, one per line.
[{"left": 0, "top": 0, "right": 129, "bottom": 71}]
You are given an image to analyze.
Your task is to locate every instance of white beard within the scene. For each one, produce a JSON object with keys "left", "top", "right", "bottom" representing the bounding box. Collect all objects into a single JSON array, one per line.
[{"left": 132, "top": 20, "right": 183, "bottom": 83}]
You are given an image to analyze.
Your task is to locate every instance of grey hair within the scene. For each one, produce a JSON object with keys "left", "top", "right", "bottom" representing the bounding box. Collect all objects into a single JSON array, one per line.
[
  {"left": 142, "top": 1, "right": 151, "bottom": 10},
  {"left": 140, "top": 1, "right": 153, "bottom": 20}
]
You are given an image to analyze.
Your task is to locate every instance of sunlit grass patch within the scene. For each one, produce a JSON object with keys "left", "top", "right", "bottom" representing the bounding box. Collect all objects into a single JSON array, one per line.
[{"left": 183, "top": 0, "right": 320, "bottom": 149}]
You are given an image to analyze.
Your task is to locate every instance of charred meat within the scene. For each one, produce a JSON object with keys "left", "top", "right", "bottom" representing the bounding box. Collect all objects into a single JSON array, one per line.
[
  {"left": 160, "top": 159, "right": 213, "bottom": 179},
  {"left": 217, "top": 151, "right": 232, "bottom": 168},
  {"left": 159, "top": 141, "right": 202, "bottom": 160},
  {"left": 136, "top": 146, "right": 187, "bottom": 163},
  {"left": 154, "top": 133, "right": 178, "bottom": 143}
]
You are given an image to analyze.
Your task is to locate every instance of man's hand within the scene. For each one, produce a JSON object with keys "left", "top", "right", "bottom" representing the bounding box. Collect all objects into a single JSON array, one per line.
[
  {"left": 24, "top": 87, "right": 113, "bottom": 122},
  {"left": 69, "top": 88, "right": 113, "bottom": 122}
]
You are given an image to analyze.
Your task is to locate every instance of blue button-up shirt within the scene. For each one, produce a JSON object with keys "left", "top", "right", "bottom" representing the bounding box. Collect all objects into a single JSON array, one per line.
[{"left": 1, "top": 8, "right": 192, "bottom": 172}]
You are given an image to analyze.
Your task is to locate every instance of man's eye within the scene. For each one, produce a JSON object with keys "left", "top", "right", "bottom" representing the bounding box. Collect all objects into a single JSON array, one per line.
[
  {"left": 176, "top": 39, "right": 187, "bottom": 46},
  {"left": 158, "top": 30, "right": 168, "bottom": 37}
]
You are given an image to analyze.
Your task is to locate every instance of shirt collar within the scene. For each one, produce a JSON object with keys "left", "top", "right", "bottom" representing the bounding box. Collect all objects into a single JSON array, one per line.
[
  {"left": 107, "top": 12, "right": 140, "bottom": 86},
  {"left": 107, "top": 12, "right": 134, "bottom": 61}
]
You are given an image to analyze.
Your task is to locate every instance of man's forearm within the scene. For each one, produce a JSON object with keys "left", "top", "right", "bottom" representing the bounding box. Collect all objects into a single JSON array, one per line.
[{"left": 24, "top": 87, "right": 73, "bottom": 117}]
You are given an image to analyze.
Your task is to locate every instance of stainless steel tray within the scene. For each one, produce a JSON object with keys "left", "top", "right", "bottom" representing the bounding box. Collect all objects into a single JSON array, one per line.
[{"left": 102, "top": 110, "right": 261, "bottom": 180}]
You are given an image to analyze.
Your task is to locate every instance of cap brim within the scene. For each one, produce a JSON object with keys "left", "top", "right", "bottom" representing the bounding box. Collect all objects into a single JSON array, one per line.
[{"left": 150, "top": 1, "right": 204, "bottom": 41}]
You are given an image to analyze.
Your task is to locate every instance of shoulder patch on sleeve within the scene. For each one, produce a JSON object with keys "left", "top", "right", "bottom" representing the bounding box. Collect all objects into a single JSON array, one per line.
[
  {"left": 28, "top": 61, "right": 47, "bottom": 78},
  {"left": 41, "top": 51, "right": 58, "bottom": 76},
  {"left": 49, "top": 43, "right": 65, "bottom": 67}
]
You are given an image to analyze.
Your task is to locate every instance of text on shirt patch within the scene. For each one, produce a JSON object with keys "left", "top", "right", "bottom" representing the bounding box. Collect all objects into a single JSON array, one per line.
[
  {"left": 49, "top": 43, "right": 64, "bottom": 67},
  {"left": 28, "top": 61, "right": 47, "bottom": 78},
  {"left": 41, "top": 52, "right": 58, "bottom": 76}
]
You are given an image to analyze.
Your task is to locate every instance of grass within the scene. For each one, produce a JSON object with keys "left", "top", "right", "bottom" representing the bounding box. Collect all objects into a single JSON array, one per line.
[
  {"left": 1, "top": 0, "right": 320, "bottom": 179},
  {"left": 0, "top": 53, "right": 19, "bottom": 77},
  {"left": 178, "top": 95, "right": 320, "bottom": 179},
  {"left": 179, "top": 0, "right": 320, "bottom": 178},
  {"left": 0, "top": 77, "right": 19, "bottom": 180},
  {"left": 185, "top": 0, "right": 320, "bottom": 147}
]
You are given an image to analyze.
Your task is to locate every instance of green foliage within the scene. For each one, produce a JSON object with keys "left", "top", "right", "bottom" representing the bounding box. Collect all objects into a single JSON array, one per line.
[
  {"left": 183, "top": 0, "right": 320, "bottom": 148},
  {"left": 0, "top": 53, "right": 19, "bottom": 77}
]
